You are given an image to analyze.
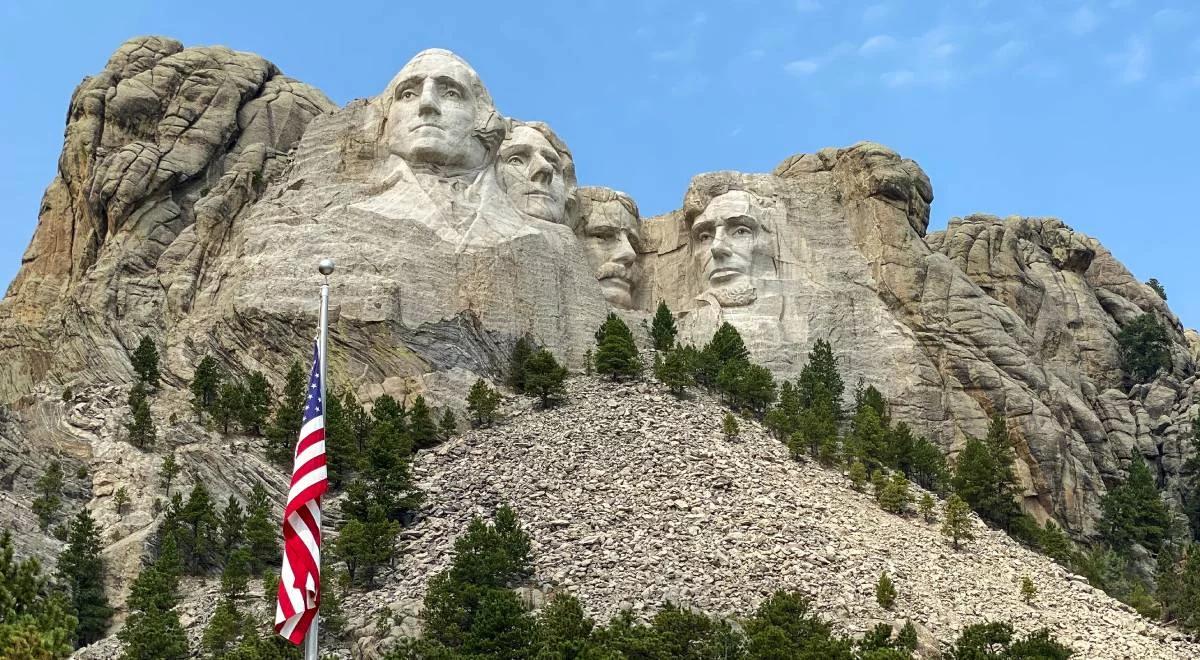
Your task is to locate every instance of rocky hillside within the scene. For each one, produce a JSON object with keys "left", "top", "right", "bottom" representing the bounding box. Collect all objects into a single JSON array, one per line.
[{"left": 59, "top": 376, "right": 1200, "bottom": 659}]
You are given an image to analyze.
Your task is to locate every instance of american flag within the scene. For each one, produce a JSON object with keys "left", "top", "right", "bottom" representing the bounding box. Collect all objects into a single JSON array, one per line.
[{"left": 274, "top": 342, "right": 329, "bottom": 644}]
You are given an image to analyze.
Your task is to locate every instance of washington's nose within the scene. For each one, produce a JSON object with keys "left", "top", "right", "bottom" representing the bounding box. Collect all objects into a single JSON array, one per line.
[
  {"left": 612, "top": 232, "right": 636, "bottom": 265},
  {"left": 417, "top": 79, "right": 441, "bottom": 115},
  {"left": 530, "top": 154, "right": 554, "bottom": 185}
]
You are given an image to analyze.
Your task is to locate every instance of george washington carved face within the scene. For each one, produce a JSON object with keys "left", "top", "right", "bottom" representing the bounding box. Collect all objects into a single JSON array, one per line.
[{"left": 383, "top": 49, "right": 499, "bottom": 172}]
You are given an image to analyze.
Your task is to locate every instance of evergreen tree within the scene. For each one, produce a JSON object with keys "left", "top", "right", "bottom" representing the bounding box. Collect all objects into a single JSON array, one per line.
[
  {"left": 407, "top": 395, "right": 439, "bottom": 449},
  {"left": 0, "top": 530, "right": 77, "bottom": 657},
  {"left": 523, "top": 349, "right": 569, "bottom": 408},
  {"left": 131, "top": 335, "right": 160, "bottom": 389},
  {"left": 1099, "top": 455, "right": 1171, "bottom": 554},
  {"left": 200, "top": 597, "right": 241, "bottom": 658},
  {"left": 765, "top": 380, "right": 801, "bottom": 439},
  {"left": 919, "top": 493, "right": 936, "bottom": 523},
  {"left": 951, "top": 416, "right": 1021, "bottom": 530},
  {"left": 722, "top": 412, "right": 739, "bottom": 440},
  {"left": 360, "top": 419, "right": 423, "bottom": 521},
  {"left": 948, "top": 623, "right": 1071, "bottom": 660},
  {"left": 438, "top": 408, "right": 458, "bottom": 440},
  {"left": 534, "top": 593, "right": 597, "bottom": 657},
  {"left": 371, "top": 393, "right": 407, "bottom": 428},
  {"left": 715, "top": 360, "right": 776, "bottom": 415},
  {"left": 792, "top": 401, "right": 839, "bottom": 461},
  {"left": 220, "top": 549, "right": 250, "bottom": 600},
  {"left": 159, "top": 453, "right": 181, "bottom": 498},
  {"left": 796, "top": 339, "right": 844, "bottom": 417},
  {"left": 853, "top": 384, "right": 889, "bottom": 426},
  {"left": 904, "top": 432, "right": 950, "bottom": 494},
  {"left": 942, "top": 494, "right": 974, "bottom": 549},
  {"left": 191, "top": 355, "right": 223, "bottom": 420},
  {"left": 848, "top": 461, "right": 868, "bottom": 491},
  {"left": 32, "top": 460, "right": 64, "bottom": 530},
  {"left": 466, "top": 379, "right": 501, "bottom": 428},
  {"left": 219, "top": 496, "right": 246, "bottom": 559},
  {"left": 654, "top": 345, "right": 697, "bottom": 396},
  {"left": 650, "top": 300, "right": 678, "bottom": 351},
  {"left": 56, "top": 508, "right": 112, "bottom": 646},
  {"left": 178, "top": 482, "right": 221, "bottom": 573},
  {"left": 1116, "top": 313, "right": 1172, "bottom": 384},
  {"left": 244, "top": 484, "right": 280, "bottom": 574},
  {"left": 507, "top": 337, "right": 534, "bottom": 393},
  {"left": 239, "top": 371, "right": 272, "bottom": 435},
  {"left": 336, "top": 504, "right": 400, "bottom": 588},
  {"left": 126, "top": 383, "right": 156, "bottom": 450},
  {"left": 214, "top": 381, "right": 245, "bottom": 434},
  {"left": 1147, "top": 278, "right": 1168, "bottom": 301},
  {"left": 696, "top": 323, "right": 748, "bottom": 388},
  {"left": 875, "top": 572, "right": 897, "bottom": 609},
  {"left": 268, "top": 361, "right": 306, "bottom": 462},
  {"left": 844, "top": 405, "right": 887, "bottom": 470},
  {"left": 594, "top": 313, "right": 641, "bottom": 381},
  {"left": 1020, "top": 576, "right": 1038, "bottom": 605},
  {"left": 1038, "top": 521, "right": 1075, "bottom": 565},
  {"left": 120, "top": 539, "right": 188, "bottom": 660},
  {"left": 879, "top": 474, "right": 913, "bottom": 515},
  {"left": 114, "top": 486, "right": 130, "bottom": 515}
]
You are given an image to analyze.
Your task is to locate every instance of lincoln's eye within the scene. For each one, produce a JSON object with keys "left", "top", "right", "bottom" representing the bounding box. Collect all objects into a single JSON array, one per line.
[{"left": 734, "top": 226, "right": 752, "bottom": 237}]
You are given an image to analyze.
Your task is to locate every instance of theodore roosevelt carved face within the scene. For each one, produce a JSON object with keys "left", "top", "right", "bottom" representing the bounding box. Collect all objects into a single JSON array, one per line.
[{"left": 575, "top": 188, "right": 641, "bottom": 308}]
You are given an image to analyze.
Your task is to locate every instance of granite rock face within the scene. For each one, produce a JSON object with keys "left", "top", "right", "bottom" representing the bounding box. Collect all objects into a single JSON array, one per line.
[{"left": 1, "top": 39, "right": 1198, "bottom": 602}]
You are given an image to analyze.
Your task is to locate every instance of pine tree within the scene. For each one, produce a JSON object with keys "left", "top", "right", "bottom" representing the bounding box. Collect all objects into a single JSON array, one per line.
[
  {"left": 655, "top": 345, "right": 698, "bottom": 396},
  {"left": 1099, "top": 455, "right": 1171, "bottom": 554},
  {"left": 875, "top": 572, "right": 897, "bottom": 609},
  {"left": 214, "top": 381, "right": 245, "bottom": 434},
  {"left": 594, "top": 313, "right": 641, "bottom": 381},
  {"left": 848, "top": 461, "right": 868, "bottom": 491},
  {"left": 523, "top": 349, "right": 569, "bottom": 408},
  {"left": 0, "top": 530, "right": 77, "bottom": 657},
  {"left": 879, "top": 473, "right": 913, "bottom": 515},
  {"left": 114, "top": 487, "right": 130, "bottom": 515},
  {"left": 335, "top": 504, "right": 400, "bottom": 588},
  {"left": 159, "top": 453, "right": 181, "bottom": 498},
  {"left": 120, "top": 537, "right": 188, "bottom": 660},
  {"left": 722, "top": 412, "right": 739, "bottom": 440},
  {"left": 951, "top": 416, "right": 1021, "bottom": 530},
  {"left": 844, "top": 404, "right": 886, "bottom": 469},
  {"left": 796, "top": 339, "right": 844, "bottom": 417},
  {"left": 190, "top": 355, "right": 223, "bottom": 420},
  {"left": 942, "top": 494, "right": 974, "bottom": 549},
  {"left": 126, "top": 383, "right": 156, "bottom": 450},
  {"left": 696, "top": 323, "right": 748, "bottom": 388},
  {"left": 1116, "top": 313, "right": 1172, "bottom": 384},
  {"left": 439, "top": 408, "right": 458, "bottom": 440},
  {"left": 56, "top": 508, "right": 112, "bottom": 646},
  {"left": 131, "top": 335, "right": 160, "bottom": 389},
  {"left": 1020, "top": 576, "right": 1038, "bottom": 605},
  {"left": 407, "top": 395, "right": 439, "bottom": 449},
  {"left": 200, "top": 597, "right": 240, "bottom": 658},
  {"left": 268, "top": 360, "right": 306, "bottom": 461},
  {"left": 244, "top": 483, "right": 279, "bottom": 574},
  {"left": 219, "top": 496, "right": 246, "bottom": 559},
  {"left": 919, "top": 493, "right": 936, "bottom": 523},
  {"left": 650, "top": 300, "right": 677, "bottom": 351},
  {"left": 507, "top": 337, "right": 534, "bottom": 393},
  {"left": 220, "top": 548, "right": 250, "bottom": 599},
  {"left": 32, "top": 460, "right": 64, "bottom": 531},
  {"left": 715, "top": 360, "right": 776, "bottom": 416},
  {"left": 239, "top": 371, "right": 272, "bottom": 435},
  {"left": 1038, "top": 521, "right": 1075, "bottom": 565},
  {"left": 178, "top": 482, "right": 221, "bottom": 573},
  {"left": 1147, "top": 278, "right": 1168, "bottom": 300},
  {"left": 466, "top": 378, "right": 501, "bottom": 428}
]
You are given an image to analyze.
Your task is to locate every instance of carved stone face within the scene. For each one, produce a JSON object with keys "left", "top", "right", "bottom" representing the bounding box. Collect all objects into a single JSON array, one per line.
[
  {"left": 579, "top": 199, "right": 640, "bottom": 308},
  {"left": 386, "top": 51, "right": 488, "bottom": 170},
  {"left": 498, "top": 125, "right": 570, "bottom": 223},
  {"left": 690, "top": 191, "right": 772, "bottom": 307}
]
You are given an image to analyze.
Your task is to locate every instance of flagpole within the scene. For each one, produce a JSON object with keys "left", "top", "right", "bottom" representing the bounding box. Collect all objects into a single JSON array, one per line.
[{"left": 308, "top": 257, "right": 334, "bottom": 660}]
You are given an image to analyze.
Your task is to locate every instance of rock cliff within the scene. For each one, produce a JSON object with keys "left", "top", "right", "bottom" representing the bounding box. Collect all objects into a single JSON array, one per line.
[{"left": 1, "top": 37, "right": 1198, "bottom": 657}]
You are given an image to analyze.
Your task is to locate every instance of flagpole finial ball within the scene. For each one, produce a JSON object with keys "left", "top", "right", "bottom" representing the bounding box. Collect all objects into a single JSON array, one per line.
[{"left": 318, "top": 258, "right": 335, "bottom": 276}]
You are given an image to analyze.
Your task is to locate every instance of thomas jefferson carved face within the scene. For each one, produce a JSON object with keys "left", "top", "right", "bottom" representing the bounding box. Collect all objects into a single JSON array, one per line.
[
  {"left": 498, "top": 125, "right": 571, "bottom": 223},
  {"left": 690, "top": 190, "right": 773, "bottom": 307},
  {"left": 385, "top": 50, "right": 490, "bottom": 171},
  {"left": 577, "top": 192, "right": 640, "bottom": 308}
]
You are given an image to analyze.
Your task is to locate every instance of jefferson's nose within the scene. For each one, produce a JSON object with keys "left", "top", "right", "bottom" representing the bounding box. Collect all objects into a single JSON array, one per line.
[
  {"left": 417, "top": 79, "right": 441, "bottom": 115},
  {"left": 612, "top": 232, "right": 636, "bottom": 265},
  {"left": 530, "top": 153, "right": 554, "bottom": 185}
]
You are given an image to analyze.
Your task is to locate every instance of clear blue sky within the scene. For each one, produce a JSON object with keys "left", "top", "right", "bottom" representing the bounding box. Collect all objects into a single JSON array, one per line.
[{"left": 2, "top": 1, "right": 1197, "bottom": 327}]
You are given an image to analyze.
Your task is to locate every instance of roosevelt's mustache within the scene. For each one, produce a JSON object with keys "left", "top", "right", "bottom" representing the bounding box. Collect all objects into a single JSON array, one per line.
[{"left": 596, "top": 262, "right": 631, "bottom": 281}]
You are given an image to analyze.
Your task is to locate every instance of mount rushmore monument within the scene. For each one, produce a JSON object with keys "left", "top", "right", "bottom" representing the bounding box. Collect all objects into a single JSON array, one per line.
[{"left": 1, "top": 38, "right": 1198, "bottom": 544}]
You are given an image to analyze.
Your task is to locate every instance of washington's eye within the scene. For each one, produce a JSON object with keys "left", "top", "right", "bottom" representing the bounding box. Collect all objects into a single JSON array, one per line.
[
  {"left": 443, "top": 88, "right": 461, "bottom": 99},
  {"left": 399, "top": 89, "right": 417, "bottom": 100}
]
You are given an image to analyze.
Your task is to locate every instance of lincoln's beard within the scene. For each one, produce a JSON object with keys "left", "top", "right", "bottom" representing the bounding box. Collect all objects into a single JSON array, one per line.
[{"left": 711, "top": 281, "right": 758, "bottom": 307}]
